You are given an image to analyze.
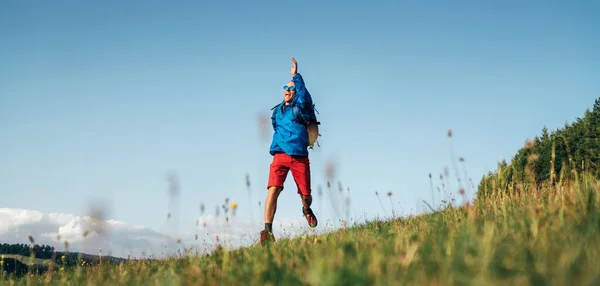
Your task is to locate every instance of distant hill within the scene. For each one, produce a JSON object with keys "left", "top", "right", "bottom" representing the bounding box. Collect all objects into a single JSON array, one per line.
[{"left": 477, "top": 97, "right": 600, "bottom": 198}]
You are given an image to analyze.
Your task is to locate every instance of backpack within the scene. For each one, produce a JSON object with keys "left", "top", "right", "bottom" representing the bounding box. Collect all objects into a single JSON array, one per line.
[{"left": 271, "top": 95, "right": 321, "bottom": 149}]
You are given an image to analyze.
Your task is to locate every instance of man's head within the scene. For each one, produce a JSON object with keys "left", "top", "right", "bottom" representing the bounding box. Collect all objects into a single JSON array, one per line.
[{"left": 283, "top": 81, "right": 296, "bottom": 105}]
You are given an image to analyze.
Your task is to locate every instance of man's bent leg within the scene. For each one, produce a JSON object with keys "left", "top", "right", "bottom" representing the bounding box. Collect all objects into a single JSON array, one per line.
[{"left": 290, "top": 156, "right": 317, "bottom": 228}]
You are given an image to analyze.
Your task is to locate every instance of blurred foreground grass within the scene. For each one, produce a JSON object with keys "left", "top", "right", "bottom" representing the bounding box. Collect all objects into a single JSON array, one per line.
[{"left": 4, "top": 175, "right": 600, "bottom": 285}]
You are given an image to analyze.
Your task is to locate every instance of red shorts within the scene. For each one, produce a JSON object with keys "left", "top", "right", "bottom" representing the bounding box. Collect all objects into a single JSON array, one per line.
[{"left": 267, "top": 152, "right": 311, "bottom": 196}]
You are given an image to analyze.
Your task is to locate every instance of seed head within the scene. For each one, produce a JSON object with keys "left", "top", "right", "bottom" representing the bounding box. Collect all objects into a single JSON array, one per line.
[
  {"left": 528, "top": 154, "right": 539, "bottom": 162},
  {"left": 325, "top": 160, "right": 336, "bottom": 180},
  {"left": 525, "top": 140, "right": 534, "bottom": 149}
]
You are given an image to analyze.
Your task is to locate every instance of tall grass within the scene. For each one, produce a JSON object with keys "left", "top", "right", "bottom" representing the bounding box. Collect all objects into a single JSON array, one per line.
[{"left": 5, "top": 173, "right": 600, "bottom": 285}]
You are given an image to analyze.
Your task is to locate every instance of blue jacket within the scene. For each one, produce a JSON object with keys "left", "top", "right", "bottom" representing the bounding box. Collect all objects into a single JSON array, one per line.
[{"left": 269, "top": 73, "right": 312, "bottom": 157}]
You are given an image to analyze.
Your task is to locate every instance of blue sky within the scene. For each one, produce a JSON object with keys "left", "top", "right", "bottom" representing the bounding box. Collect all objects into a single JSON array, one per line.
[{"left": 1, "top": 1, "right": 599, "bottom": 243}]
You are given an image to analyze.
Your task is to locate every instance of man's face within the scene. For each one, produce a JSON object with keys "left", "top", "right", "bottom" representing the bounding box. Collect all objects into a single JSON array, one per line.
[{"left": 283, "top": 81, "right": 296, "bottom": 104}]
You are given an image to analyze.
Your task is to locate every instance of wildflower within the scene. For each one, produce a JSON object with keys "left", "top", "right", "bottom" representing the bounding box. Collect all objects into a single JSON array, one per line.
[
  {"left": 28, "top": 235, "right": 34, "bottom": 244},
  {"left": 387, "top": 192, "right": 392, "bottom": 197},
  {"left": 231, "top": 202, "right": 238, "bottom": 210},
  {"left": 447, "top": 128, "right": 452, "bottom": 138},
  {"left": 459, "top": 188, "right": 465, "bottom": 195}
]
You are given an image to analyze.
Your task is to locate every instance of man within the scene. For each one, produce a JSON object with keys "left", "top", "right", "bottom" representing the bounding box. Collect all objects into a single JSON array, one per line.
[{"left": 260, "top": 57, "right": 318, "bottom": 245}]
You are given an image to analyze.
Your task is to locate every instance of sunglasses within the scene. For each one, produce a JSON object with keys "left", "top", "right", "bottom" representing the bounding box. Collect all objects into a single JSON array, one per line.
[{"left": 283, "top": 85, "right": 296, "bottom": 91}]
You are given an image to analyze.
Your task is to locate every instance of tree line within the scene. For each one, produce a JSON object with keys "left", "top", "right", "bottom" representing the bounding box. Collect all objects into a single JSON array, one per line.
[
  {"left": 477, "top": 97, "right": 600, "bottom": 198},
  {"left": 0, "top": 243, "right": 55, "bottom": 259},
  {"left": 0, "top": 242, "right": 128, "bottom": 278}
]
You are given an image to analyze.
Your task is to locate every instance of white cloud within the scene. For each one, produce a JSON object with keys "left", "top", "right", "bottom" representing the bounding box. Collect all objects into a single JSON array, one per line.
[
  {"left": 0, "top": 208, "right": 181, "bottom": 259},
  {"left": 0, "top": 208, "right": 340, "bottom": 259}
]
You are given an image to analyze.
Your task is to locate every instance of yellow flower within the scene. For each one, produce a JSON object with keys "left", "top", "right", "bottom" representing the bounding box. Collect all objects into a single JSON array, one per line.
[
  {"left": 61, "top": 255, "right": 65, "bottom": 260},
  {"left": 230, "top": 202, "right": 238, "bottom": 210}
]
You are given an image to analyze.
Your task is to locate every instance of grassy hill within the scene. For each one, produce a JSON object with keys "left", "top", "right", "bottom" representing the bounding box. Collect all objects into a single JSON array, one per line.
[
  {"left": 4, "top": 98, "right": 600, "bottom": 285},
  {"left": 3, "top": 175, "right": 600, "bottom": 285}
]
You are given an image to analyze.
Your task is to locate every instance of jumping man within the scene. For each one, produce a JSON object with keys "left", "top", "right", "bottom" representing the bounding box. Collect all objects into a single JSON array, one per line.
[{"left": 260, "top": 57, "right": 319, "bottom": 245}]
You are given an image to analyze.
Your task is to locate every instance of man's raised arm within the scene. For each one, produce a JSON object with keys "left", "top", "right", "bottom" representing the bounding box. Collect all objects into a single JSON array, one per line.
[{"left": 290, "top": 57, "right": 309, "bottom": 102}]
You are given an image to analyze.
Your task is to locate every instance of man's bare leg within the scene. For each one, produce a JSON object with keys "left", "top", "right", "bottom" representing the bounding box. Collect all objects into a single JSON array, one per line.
[
  {"left": 301, "top": 194, "right": 312, "bottom": 209},
  {"left": 301, "top": 193, "right": 318, "bottom": 228},
  {"left": 264, "top": 186, "right": 282, "bottom": 231}
]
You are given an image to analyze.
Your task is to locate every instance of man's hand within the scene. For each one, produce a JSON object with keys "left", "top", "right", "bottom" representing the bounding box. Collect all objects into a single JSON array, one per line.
[{"left": 291, "top": 57, "right": 298, "bottom": 76}]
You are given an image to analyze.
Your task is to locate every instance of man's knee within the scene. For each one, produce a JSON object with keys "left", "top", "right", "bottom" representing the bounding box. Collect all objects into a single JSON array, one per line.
[{"left": 268, "top": 186, "right": 283, "bottom": 195}]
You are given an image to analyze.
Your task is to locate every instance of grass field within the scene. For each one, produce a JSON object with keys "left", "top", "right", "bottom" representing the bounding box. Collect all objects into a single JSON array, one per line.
[{"left": 3, "top": 173, "right": 600, "bottom": 285}]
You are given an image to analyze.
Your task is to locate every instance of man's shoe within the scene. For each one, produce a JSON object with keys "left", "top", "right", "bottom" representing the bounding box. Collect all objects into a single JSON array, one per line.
[
  {"left": 260, "top": 230, "right": 275, "bottom": 246},
  {"left": 303, "top": 207, "right": 318, "bottom": 228}
]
